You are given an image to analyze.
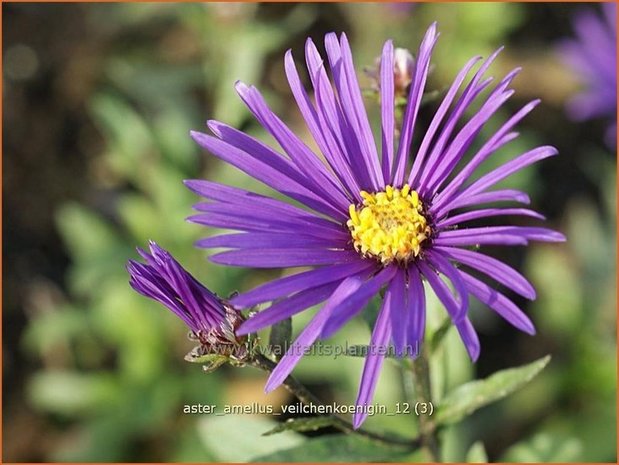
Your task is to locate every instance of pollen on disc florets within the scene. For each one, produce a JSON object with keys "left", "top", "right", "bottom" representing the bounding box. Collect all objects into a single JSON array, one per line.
[{"left": 347, "top": 185, "right": 432, "bottom": 264}]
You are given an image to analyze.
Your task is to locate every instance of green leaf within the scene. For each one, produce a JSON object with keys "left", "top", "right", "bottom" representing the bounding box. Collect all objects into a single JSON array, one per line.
[
  {"left": 253, "top": 434, "right": 411, "bottom": 462},
  {"left": 197, "top": 415, "right": 304, "bottom": 462},
  {"left": 466, "top": 441, "right": 488, "bottom": 463},
  {"left": 28, "top": 371, "right": 120, "bottom": 416},
  {"left": 262, "top": 416, "right": 337, "bottom": 436},
  {"left": 268, "top": 317, "right": 292, "bottom": 361},
  {"left": 501, "top": 433, "right": 583, "bottom": 462},
  {"left": 436, "top": 355, "right": 551, "bottom": 425}
]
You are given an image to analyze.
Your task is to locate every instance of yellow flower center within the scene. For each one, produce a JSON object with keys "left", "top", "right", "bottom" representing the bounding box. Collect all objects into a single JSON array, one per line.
[{"left": 347, "top": 185, "right": 431, "bottom": 264}]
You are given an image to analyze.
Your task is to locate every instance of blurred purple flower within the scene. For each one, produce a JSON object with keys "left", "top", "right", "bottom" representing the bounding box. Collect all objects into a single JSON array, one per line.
[
  {"left": 127, "top": 241, "right": 243, "bottom": 352},
  {"left": 560, "top": 3, "right": 617, "bottom": 147},
  {"left": 187, "top": 24, "right": 565, "bottom": 427}
]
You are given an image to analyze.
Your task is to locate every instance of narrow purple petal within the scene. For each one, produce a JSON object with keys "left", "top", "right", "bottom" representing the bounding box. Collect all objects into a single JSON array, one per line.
[
  {"left": 284, "top": 49, "right": 359, "bottom": 197},
  {"left": 236, "top": 282, "right": 340, "bottom": 335},
  {"left": 231, "top": 260, "right": 376, "bottom": 307},
  {"left": 455, "top": 317, "right": 480, "bottom": 361},
  {"left": 431, "top": 99, "right": 541, "bottom": 211},
  {"left": 305, "top": 38, "right": 369, "bottom": 194},
  {"left": 324, "top": 33, "right": 381, "bottom": 190},
  {"left": 410, "top": 47, "right": 505, "bottom": 189},
  {"left": 387, "top": 269, "right": 407, "bottom": 356},
  {"left": 187, "top": 212, "right": 348, "bottom": 240},
  {"left": 407, "top": 54, "right": 483, "bottom": 186},
  {"left": 422, "top": 88, "right": 516, "bottom": 195},
  {"left": 353, "top": 297, "right": 391, "bottom": 429},
  {"left": 425, "top": 250, "right": 469, "bottom": 321},
  {"left": 184, "top": 179, "right": 343, "bottom": 231},
  {"left": 190, "top": 130, "right": 345, "bottom": 220},
  {"left": 455, "top": 146, "right": 558, "bottom": 199},
  {"left": 209, "top": 248, "right": 359, "bottom": 268},
  {"left": 435, "top": 189, "right": 531, "bottom": 217},
  {"left": 191, "top": 202, "right": 348, "bottom": 239},
  {"left": 339, "top": 33, "right": 384, "bottom": 187},
  {"left": 321, "top": 266, "right": 398, "bottom": 339},
  {"left": 393, "top": 23, "right": 439, "bottom": 186},
  {"left": 437, "top": 208, "right": 545, "bottom": 228},
  {"left": 460, "top": 271, "right": 536, "bottom": 335},
  {"left": 196, "top": 232, "right": 347, "bottom": 250},
  {"left": 380, "top": 40, "right": 395, "bottom": 182},
  {"left": 265, "top": 275, "right": 367, "bottom": 392},
  {"left": 435, "top": 246, "right": 536, "bottom": 299},
  {"left": 234, "top": 82, "right": 350, "bottom": 210},
  {"left": 435, "top": 226, "right": 565, "bottom": 247},
  {"left": 417, "top": 261, "right": 466, "bottom": 323},
  {"left": 407, "top": 265, "right": 426, "bottom": 347}
]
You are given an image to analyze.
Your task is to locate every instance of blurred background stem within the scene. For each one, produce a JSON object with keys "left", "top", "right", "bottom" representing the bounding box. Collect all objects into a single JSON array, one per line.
[{"left": 410, "top": 348, "right": 440, "bottom": 461}]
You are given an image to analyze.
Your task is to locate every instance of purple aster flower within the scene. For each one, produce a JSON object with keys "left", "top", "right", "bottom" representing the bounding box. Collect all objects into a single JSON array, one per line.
[
  {"left": 127, "top": 241, "right": 247, "bottom": 364},
  {"left": 559, "top": 2, "right": 617, "bottom": 147},
  {"left": 187, "top": 24, "right": 565, "bottom": 427}
]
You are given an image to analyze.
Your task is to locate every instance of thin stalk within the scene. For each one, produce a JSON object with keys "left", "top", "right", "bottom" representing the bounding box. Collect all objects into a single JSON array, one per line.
[{"left": 410, "top": 347, "right": 441, "bottom": 461}]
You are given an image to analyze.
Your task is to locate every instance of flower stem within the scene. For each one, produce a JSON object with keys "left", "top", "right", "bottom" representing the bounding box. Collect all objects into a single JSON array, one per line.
[
  {"left": 251, "top": 351, "right": 421, "bottom": 449},
  {"left": 410, "top": 347, "right": 441, "bottom": 461}
]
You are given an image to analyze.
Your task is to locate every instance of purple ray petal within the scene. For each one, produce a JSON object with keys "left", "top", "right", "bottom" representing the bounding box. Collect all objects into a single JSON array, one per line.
[
  {"left": 460, "top": 271, "right": 535, "bottom": 335},
  {"left": 236, "top": 282, "right": 340, "bottom": 335},
  {"left": 196, "top": 232, "right": 347, "bottom": 250},
  {"left": 353, "top": 296, "right": 392, "bottom": 428},
  {"left": 417, "top": 260, "right": 466, "bottom": 323},
  {"left": 321, "top": 266, "right": 398, "bottom": 339},
  {"left": 187, "top": 212, "right": 347, "bottom": 240},
  {"left": 393, "top": 23, "right": 438, "bottom": 186},
  {"left": 411, "top": 47, "right": 505, "bottom": 189},
  {"left": 265, "top": 275, "right": 368, "bottom": 392},
  {"left": 209, "top": 248, "right": 359, "bottom": 268},
  {"left": 407, "top": 54, "right": 483, "bottom": 186},
  {"left": 425, "top": 250, "right": 469, "bottom": 321},
  {"left": 190, "top": 130, "right": 344, "bottom": 220},
  {"left": 184, "top": 179, "right": 342, "bottom": 230},
  {"left": 407, "top": 265, "right": 426, "bottom": 348},
  {"left": 435, "top": 189, "right": 531, "bottom": 217},
  {"left": 191, "top": 202, "right": 348, "bottom": 239},
  {"left": 422, "top": 88, "right": 516, "bottom": 195},
  {"left": 387, "top": 269, "right": 407, "bottom": 356},
  {"left": 456, "top": 146, "right": 558, "bottom": 199},
  {"left": 324, "top": 33, "right": 381, "bottom": 190},
  {"left": 435, "top": 226, "right": 565, "bottom": 247},
  {"left": 339, "top": 33, "right": 384, "bottom": 187},
  {"left": 455, "top": 317, "right": 480, "bottom": 361},
  {"left": 436, "top": 208, "right": 545, "bottom": 228},
  {"left": 234, "top": 82, "right": 350, "bottom": 209},
  {"left": 284, "top": 49, "right": 359, "bottom": 197},
  {"left": 231, "top": 260, "right": 376, "bottom": 307},
  {"left": 380, "top": 40, "right": 395, "bottom": 182},
  {"left": 305, "top": 38, "right": 370, "bottom": 193},
  {"left": 435, "top": 246, "right": 536, "bottom": 299},
  {"left": 431, "top": 99, "right": 541, "bottom": 211}
]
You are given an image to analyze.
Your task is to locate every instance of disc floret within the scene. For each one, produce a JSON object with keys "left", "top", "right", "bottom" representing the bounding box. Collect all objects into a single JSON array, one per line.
[{"left": 347, "top": 185, "right": 431, "bottom": 264}]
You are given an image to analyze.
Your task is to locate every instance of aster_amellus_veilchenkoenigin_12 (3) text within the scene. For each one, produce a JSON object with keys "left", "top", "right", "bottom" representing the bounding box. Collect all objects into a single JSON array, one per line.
[{"left": 185, "top": 23, "right": 566, "bottom": 428}]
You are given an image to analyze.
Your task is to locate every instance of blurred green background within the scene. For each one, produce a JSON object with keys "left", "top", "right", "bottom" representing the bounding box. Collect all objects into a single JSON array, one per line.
[{"left": 3, "top": 2, "right": 616, "bottom": 462}]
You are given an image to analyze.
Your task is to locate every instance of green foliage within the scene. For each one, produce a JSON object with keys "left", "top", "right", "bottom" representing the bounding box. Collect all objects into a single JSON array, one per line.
[
  {"left": 253, "top": 434, "right": 411, "bottom": 462},
  {"left": 466, "top": 441, "right": 489, "bottom": 463},
  {"left": 436, "top": 355, "right": 551, "bottom": 426},
  {"left": 262, "top": 416, "right": 338, "bottom": 436}
]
